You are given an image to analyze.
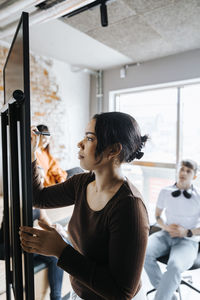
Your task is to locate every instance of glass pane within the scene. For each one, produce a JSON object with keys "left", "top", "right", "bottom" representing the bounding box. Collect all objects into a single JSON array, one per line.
[
  {"left": 181, "top": 84, "right": 200, "bottom": 164},
  {"left": 116, "top": 88, "right": 177, "bottom": 163},
  {"left": 122, "top": 164, "right": 175, "bottom": 225}
]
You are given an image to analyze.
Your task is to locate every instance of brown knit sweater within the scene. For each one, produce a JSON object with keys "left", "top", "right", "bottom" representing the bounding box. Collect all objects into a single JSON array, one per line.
[{"left": 32, "top": 161, "right": 149, "bottom": 300}]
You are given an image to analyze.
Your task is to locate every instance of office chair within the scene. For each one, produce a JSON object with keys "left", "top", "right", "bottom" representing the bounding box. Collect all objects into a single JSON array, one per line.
[{"left": 146, "top": 225, "right": 200, "bottom": 300}]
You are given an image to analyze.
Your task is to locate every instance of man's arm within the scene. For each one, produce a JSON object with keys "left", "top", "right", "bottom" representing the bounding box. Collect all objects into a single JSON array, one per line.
[
  {"left": 191, "top": 227, "right": 200, "bottom": 236},
  {"left": 155, "top": 202, "right": 200, "bottom": 238},
  {"left": 155, "top": 207, "right": 169, "bottom": 231},
  {"left": 155, "top": 206, "right": 200, "bottom": 237},
  {"left": 155, "top": 207, "right": 186, "bottom": 237},
  {"left": 167, "top": 225, "right": 200, "bottom": 238},
  {"left": 155, "top": 207, "right": 178, "bottom": 235}
]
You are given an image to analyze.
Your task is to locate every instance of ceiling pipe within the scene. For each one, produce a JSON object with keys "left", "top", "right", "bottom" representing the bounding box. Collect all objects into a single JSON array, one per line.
[
  {"left": 0, "top": 0, "right": 94, "bottom": 38},
  {"left": 0, "top": 0, "right": 44, "bottom": 21},
  {"left": 96, "top": 70, "right": 103, "bottom": 113}
]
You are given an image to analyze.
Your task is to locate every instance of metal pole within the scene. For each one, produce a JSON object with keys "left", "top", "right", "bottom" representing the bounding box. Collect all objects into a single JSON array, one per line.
[
  {"left": 1, "top": 111, "right": 11, "bottom": 300},
  {"left": 176, "top": 87, "right": 183, "bottom": 167},
  {"left": 8, "top": 102, "right": 23, "bottom": 300},
  {"left": 96, "top": 70, "right": 103, "bottom": 113}
]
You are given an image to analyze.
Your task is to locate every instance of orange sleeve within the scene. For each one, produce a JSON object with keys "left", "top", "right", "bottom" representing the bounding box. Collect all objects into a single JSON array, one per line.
[{"left": 45, "top": 155, "right": 67, "bottom": 186}]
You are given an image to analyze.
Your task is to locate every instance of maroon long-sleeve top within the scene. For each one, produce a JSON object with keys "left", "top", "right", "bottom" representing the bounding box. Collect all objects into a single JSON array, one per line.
[{"left": 32, "top": 161, "right": 149, "bottom": 300}]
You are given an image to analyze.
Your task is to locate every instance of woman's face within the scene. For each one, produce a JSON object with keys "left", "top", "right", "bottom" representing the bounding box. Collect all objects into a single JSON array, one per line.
[
  {"left": 38, "top": 134, "right": 51, "bottom": 150},
  {"left": 77, "top": 119, "right": 99, "bottom": 170}
]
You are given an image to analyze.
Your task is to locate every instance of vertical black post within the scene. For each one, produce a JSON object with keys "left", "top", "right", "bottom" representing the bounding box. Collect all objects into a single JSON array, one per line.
[
  {"left": 1, "top": 111, "right": 11, "bottom": 300},
  {"left": 8, "top": 102, "right": 23, "bottom": 300},
  {"left": 2, "top": 11, "right": 34, "bottom": 300},
  {"left": 22, "top": 12, "right": 34, "bottom": 300},
  {"left": 19, "top": 107, "right": 35, "bottom": 300}
]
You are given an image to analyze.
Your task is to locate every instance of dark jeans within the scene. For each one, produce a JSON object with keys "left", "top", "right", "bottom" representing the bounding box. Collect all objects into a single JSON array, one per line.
[
  {"left": 0, "top": 243, "right": 63, "bottom": 300},
  {"left": 34, "top": 254, "right": 63, "bottom": 300}
]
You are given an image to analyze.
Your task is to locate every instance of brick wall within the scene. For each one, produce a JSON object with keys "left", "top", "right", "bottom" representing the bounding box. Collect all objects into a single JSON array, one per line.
[{"left": 0, "top": 44, "right": 68, "bottom": 166}]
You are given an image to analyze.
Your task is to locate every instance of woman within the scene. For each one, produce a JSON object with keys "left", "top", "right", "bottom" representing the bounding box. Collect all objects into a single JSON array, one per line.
[
  {"left": 36, "top": 124, "right": 67, "bottom": 186},
  {"left": 20, "top": 112, "right": 149, "bottom": 300}
]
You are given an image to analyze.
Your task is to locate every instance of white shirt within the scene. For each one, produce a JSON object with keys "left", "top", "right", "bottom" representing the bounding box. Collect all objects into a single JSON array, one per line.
[{"left": 157, "top": 184, "right": 200, "bottom": 242}]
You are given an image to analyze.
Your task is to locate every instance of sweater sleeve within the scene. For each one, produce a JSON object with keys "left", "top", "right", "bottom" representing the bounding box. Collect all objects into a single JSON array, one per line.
[
  {"left": 58, "top": 196, "right": 149, "bottom": 300},
  {"left": 32, "top": 160, "right": 75, "bottom": 208}
]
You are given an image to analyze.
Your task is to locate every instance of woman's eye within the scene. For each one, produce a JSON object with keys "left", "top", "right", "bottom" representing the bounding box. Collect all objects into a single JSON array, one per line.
[{"left": 87, "top": 137, "right": 93, "bottom": 141}]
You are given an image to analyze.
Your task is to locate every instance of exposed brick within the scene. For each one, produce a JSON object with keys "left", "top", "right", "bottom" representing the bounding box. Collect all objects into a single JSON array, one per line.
[
  {"left": 43, "top": 69, "right": 48, "bottom": 76},
  {"left": 0, "top": 45, "right": 68, "bottom": 167},
  {"left": 34, "top": 112, "right": 45, "bottom": 116}
]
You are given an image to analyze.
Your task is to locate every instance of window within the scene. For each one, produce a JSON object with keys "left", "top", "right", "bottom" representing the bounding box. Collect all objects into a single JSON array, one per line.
[
  {"left": 116, "top": 88, "right": 177, "bottom": 163},
  {"left": 112, "top": 82, "right": 200, "bottom": 223},
  {"left": 182, "top": 85, "right": 200, "bottom": 163}
]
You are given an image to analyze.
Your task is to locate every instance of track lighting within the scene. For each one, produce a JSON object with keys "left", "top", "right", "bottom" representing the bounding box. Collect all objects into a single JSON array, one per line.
[
  {"left": 100, "top": 1, "right": 108, "bottom": 27},
  {"left": 63, "top": 0, "right": 110, "bottom": 27}
]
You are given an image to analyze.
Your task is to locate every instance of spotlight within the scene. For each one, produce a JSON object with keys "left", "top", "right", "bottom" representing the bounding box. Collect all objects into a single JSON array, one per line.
[
  {"left": 100, "top": 1, "right": 108, "bottom": 27},
  {"left": 120, "top": 67, "right": 126, "bottom": 79},
  {"left": 120, "top": 65, "right": 128, "bottom": 79}
]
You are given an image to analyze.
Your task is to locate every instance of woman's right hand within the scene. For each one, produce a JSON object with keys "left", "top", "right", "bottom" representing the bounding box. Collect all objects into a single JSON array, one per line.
[{"left": 31, "top": 126, "right": 40, "bottom": 161}]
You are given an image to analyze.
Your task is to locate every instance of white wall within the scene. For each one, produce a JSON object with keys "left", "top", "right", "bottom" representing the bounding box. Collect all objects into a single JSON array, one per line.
[
  {"left": 0, "top": 51, "right": 90, "bottom": 194},
  {"left": 52, "top": 59, "right": 90, "bottom": 169},
  {"left": 90, "top": 49, "right": 200, "bottom": 114}
]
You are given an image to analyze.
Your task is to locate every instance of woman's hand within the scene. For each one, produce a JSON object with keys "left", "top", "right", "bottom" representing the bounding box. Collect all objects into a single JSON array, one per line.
[
  {"left": 31, "top": 126, "right": 40, "bottom": 162},
  {"left": 19, "top": 221, "right": 67, "bottom": 258}
]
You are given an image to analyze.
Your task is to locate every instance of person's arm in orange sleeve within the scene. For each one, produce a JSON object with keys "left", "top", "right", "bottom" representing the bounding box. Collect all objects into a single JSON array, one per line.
[{"left": 48, "top": 156, "right": 67, "bottom": 184}]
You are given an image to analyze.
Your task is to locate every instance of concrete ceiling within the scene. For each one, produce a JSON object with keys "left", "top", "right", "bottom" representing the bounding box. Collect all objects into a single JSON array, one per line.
[
  {"left": 0, "top": 0, "right": 200, "bottom": 70},
  {"left": 62, "top": 0, "right": 200, "bottom": 64},
  {"left": 29, "top": 18, "right": 132, "bottom": 70}
]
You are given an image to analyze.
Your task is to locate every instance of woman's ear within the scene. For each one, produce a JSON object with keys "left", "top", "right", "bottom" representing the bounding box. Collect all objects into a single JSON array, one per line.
[{"left": 107, "top": 143, "right": 122, "bottom": 160}]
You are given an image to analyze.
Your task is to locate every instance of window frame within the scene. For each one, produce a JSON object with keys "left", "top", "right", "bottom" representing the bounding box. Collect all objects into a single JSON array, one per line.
[{"left": 110, "top": 80, "right": 200, "bottom": 172}]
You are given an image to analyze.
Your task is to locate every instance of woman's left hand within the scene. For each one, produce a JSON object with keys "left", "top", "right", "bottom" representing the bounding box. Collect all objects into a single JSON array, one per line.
[{"left": 19, "top": 221, "right": 67, "bottom": 258}]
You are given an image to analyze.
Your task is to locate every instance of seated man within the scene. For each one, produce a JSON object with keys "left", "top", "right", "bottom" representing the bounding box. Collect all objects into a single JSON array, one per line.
[{"left": 144, "top": 159, "right": 200, "bottom": 300}]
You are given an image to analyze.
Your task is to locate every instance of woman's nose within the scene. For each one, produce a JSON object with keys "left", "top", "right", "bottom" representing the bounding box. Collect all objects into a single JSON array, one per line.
[{"left": 77, "top": 140, "right": 84, "bottom": 149}]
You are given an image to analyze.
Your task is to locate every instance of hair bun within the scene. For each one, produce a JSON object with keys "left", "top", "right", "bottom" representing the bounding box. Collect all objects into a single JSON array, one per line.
[
  {"left": 135, "top": 151, "right": 144, "bottom": 160},
  {"left": 127, "top": 150, "right": 144, "bottom": 162}
]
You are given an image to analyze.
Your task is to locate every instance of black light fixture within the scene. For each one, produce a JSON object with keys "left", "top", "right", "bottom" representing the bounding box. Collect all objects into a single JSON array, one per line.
[
  {"left": 62, "top": 0, "right": 109, "bottom": 27},
  {"left": 100, "top": 0, "right": 108, "bottom": 27}
]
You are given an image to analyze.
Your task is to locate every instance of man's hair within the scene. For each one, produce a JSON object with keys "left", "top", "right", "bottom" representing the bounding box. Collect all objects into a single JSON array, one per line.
[
  {"left": 37, "top": 124, "right": 49, "bottom": 132},
  {"left": 36, "top": 124, "right": 50, "bottom": 153},
  {"left": 180, "top": 159, "right": 198, "bottom": 175}
]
